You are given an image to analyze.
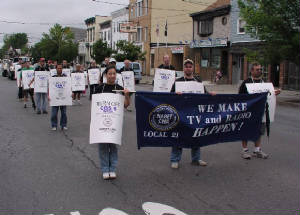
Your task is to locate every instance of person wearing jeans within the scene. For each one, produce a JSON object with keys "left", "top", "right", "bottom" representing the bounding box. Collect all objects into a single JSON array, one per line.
[
  {"left": 98, "top": 144, "right": 118, "bottom": 174},
  {"left": 170, "top": 147, "right": 200, "bottom": 164},
  {"left": 51, "top": 106, "right": 67, "bottom": 129}
]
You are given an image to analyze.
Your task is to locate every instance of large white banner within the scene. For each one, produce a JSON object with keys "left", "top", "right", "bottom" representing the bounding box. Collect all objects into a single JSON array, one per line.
[
  {"left": 71, "top": 73, "right": 85, "bottom": 91},
  {"left": 34, "top": 71, "right": 49, "bottom": 93},
  {"left": 90, "top": 93, "right": 125, "bottom": 145},
  {"left": 121, "top": 71, "right": 135, "bottom": 91},
  {"left": 246, "top": 83, "right": 276, "bottom": 122},
  {"left": 50, "top": 69, "right": 57, "bottom": 77},
  {"left": 175, "top": 81, "right": 205, "bottom": 94},
  {"left": 88, "top": 68, "right": 100, "bottom": 85},
  {"left": 49, "top": 77, "right": 72, "bottom": 106},
  {"left": 62, "top": 68, "right": 71, "bottom": 77},
  {"left": 153, "top": 68, "right": 176, "bottom": 92},
  {"left": 22, "top": 70, "right": 35, "bottom": 90}
]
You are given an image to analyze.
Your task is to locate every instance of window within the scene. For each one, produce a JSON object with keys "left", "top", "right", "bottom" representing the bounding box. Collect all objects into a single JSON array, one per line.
[
  {"left": 144, "top": 0, "right": 148, "bottom": 15},
  {"left": 137, "top": 27, "right": 142, "bottom": 42},
  {"left": 201, "top": 48, "right": 210, "bottom": 68},
  {"left": 198, "top": 19, "right": 213, "bottom": 36},
  {"left": 104, "top": 31, "right": 106, "bottom": 40},
  {"left": 136, "top": 0, "right": 143, "bottom": 17},
  {"left": 237, "top": 18, "right": 246, "bottom": 34},
  {"left": 131, "top": 7, "right": 134, "bottom": 18},
  {"left": 108, "top": 30, "right": 111, "bottom": 40},
  {"left": 90, "top": 29, "right": 92, "bottom": 42},
  {"left": 211, "top": 49, "right": 221, "bottom": 69},
  {"left": 117, "top": 22, "right": 120, "bottom": 32},
  {"left": 144, "top": 27, "right": 148, "bottom": 42}
]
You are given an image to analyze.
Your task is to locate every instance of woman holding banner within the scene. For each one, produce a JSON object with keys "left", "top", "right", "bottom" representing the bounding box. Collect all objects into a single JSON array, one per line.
[{"left": 93, "top": 66, "right": 130, "bottom": 180}]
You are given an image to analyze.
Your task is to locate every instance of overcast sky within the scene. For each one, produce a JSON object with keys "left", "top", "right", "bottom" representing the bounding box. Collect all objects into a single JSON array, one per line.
[{"left": 0, "top": 0, "right": 129, "bottom": 47}]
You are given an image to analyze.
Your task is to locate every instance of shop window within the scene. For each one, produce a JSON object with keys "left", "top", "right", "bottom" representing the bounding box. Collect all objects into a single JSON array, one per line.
[
  {"left": 201, "top": 48, "right": 210, "bottom": 68},
  {"left": 211, "top": 49, "right": 221, "bottom": 69}
]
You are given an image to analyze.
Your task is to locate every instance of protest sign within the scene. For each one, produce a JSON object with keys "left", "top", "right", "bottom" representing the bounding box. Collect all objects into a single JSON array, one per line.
[
  {"left": 50, "top": 69, "right": 57, "bottom": 77},
  {"left": 121, "top": 71, "right": 135, "bottom": 92},
  {"left": 88, "top": 68, "right": 100, "bottom": 85},
  {"left": 71, "top": 73, "right": 85, "bottom": 91},
  {"left": 49, "top": 77, "right": 72, "bottom": 106},
  {"left": 175, "top": 81, "right": 205, "bottom": 94},
  {"left": 62, "top": 69, "right": 71, "bottom": 77},
  {"left": 34, "top": 71, "right": 49, "bottom": 93},
  {"left": 90, "top": 93, "right": 125, "bottom": 145},
  {"left": 22, "top": 70, "right": 35, "bottom": 90},
  {"left": 246, "top": 83, "right": 276, "bottom": 122},
  {"left": 135, "top": 92, "right": 267, "bottom": 148},
  {"left": 153, "top": 69, "right": 176, "bottom": 92}
]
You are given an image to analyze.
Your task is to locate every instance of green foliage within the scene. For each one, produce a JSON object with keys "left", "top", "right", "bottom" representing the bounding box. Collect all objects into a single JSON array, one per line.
[
  {"left": 238, "top": 0, "right": 300, "bottom": 65},
  {"left": 91, "top": 39, "right": 113, "bottom": 64},
  {"left": 114, "top": 40, "right": 146, "bottom": 62},
  {"left": 0, "top": 33, "right": 29, "bottom": 57},
  {"left": 30, "top": 24, "right": 78, "bottom": 62}
]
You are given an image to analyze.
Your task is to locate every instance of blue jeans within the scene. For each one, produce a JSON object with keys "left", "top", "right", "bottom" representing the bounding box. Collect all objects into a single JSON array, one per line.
[
  {"left": 51, "top": 106, "right": 67, "bottom": 128},
  {"left": 170, "top": 146, "right": 200, "bottom": 162},
  {"left": 98, "top": 143, "right": 118, "bottom": 173},
  {"left": 35, "top": 93, "right": 47, "bottom": 112}
]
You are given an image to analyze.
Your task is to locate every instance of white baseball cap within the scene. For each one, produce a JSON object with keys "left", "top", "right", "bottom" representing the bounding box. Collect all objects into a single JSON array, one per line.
[{"left": 109, "top": 58, "right": 116, "bottom": 63}]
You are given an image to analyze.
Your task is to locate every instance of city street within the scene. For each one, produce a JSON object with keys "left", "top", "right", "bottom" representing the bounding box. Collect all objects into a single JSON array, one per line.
[{"left": 0, "top": 76, "right": 299, "bottom": 215}]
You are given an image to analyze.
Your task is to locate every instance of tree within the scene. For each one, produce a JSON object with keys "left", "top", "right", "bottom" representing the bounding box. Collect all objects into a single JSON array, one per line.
[
  {"left": 0, "top": 33, "right": 29, "bottom": 57},
  {"left": 238, "top": 0, "right": 300, "bottom": 65},
  {"left": 30, "top": 24, "right": 78, "bottom": 62},
  {"left": 114, "top": 40, "right": 146, "bottom": 62},
  {"left": 91, "top": 39, "right": 113, "bottom": 64}
]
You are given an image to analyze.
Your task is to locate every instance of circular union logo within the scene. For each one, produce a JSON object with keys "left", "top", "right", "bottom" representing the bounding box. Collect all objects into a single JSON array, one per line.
[
  {"left": 103, "top": 117, "right": 113, "bottom": 127},
  {"left": 149, "top": 104, "right": 179, "bottom": 131}
]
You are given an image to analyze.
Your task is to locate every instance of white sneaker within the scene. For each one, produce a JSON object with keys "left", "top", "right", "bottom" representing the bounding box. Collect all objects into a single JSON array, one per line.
[
  {"left": 171, "top": 162, "right": 179, "bottom": 169},
  {"left": 62, "top": 127, "right": 68, "bottom": 130},
  {"left": 109, "top": 172, "right": 117, "bottom": 179},
  {"left": 102, "top": 173, "right": 110, "bottom": 180},
  {"left": 77, "top": 100, "right": 82, "bottom": 105},
  {"left": 51, "top": 127, "right": 57, "bottom": 131}
]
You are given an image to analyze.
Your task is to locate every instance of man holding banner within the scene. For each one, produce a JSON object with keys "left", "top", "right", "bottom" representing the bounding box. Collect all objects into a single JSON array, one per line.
[
  {"left": 169, "top": 59, "right": 214, "bottom": 169},
  {"left": 91, "top": 66, "right": 130, "bottom": 180},
  {"left": 30, "top": 58, "right": 49, "bottom": 114},
  {"left": 239, "top": 63, "right": 280, "bottom": 160}
]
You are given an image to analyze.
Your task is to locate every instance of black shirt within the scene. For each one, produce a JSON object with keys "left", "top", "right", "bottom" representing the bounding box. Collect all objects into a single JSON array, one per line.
[
  {"left": 119, "top": 66, "right": 132, "bottom": 73},
  {"left": 94, "top": 83, "right": 124, "bottom": 94},
  {"left": 170, "top": 76, "right": 206, "bottom": 93},
  {"left": 239, "top": 77, "right": 263, "bottom": 94},
  {"left": 158, "top": 64, "right": 175, "bottom": 70},
  {"left": 35, "top": 65, "right": 49, "bottom": 71},
  {"left": 72, "top": 70, "right": 83, "bottom": 73},
  {"left": 52, "top": 74, "right": 67, "bottom": 77}
]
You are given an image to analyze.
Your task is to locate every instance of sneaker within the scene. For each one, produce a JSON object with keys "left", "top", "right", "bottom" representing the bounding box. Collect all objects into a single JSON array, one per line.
[
  {"left": 37, "top": 111, "right": 41, "bottom": 114},
  {"left": 191, "top": 160, "right": 207, "bottom": 166},
  {"left": 24, "top": 104, "right": 27, "bottom": 108},
  {"left": 32, "top": 104, "right": 36, "bottom": 110},
  {"left": 43, "top": 111, "right": 48, "bottom": 114},
  {"left": 77, "top": 100, "right": 82, "bottom": 105},
  {"left": 109, "top": 172, "right": 117, "bottom": 179},
  {"left": 62, "top": 127, "right": 68, "bottom": 131},
  {"left": 102, "top": 173, "right": 110, "bottom": 180},
  {"left": 171, "top": 162, "right": 179, "bottom": 169},
  {"left": 253, "top": 150, "right": 269, "bottom": 159},
  {"left": 51, "top": 127, "right": 57, "bottom": 131},
  {"left": 241, "top": 150, "right": 251, "bottom": 160}
]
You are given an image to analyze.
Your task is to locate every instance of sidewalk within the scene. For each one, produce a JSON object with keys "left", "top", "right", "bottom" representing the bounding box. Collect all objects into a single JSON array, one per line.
[{"left": 140, "top": 75, "right": 300, "bottom": 107}]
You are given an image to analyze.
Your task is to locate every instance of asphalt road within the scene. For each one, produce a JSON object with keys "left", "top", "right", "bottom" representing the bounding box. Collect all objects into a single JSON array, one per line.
[{"left": 0, "top": 76, "right": 299, "bottom": 215}]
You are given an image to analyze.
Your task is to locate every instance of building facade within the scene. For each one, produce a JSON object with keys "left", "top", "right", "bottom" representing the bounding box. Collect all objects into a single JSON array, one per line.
[
  {"left": 111, "top": 7, "right": 129, "bottom": 50},
  {"left": 129, "top": 0, "right": 213, "bottom": 75},
  {"left": 100, "top": 19, "right": 112, "bottom": 48}
]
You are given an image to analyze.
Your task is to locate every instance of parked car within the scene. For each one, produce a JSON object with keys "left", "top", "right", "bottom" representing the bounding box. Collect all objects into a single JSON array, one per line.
[{"left": 116, "top": 61, "right": 142, "bottom": 84}]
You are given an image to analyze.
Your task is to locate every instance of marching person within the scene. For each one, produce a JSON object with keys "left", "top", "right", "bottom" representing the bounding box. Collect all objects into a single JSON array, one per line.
[
  {"left": 93, "top": 66, "right": 130, "bottom": 180},
  {"left": 62, "top": 60, "right": 69, "bottom": 69},
  {"left": 49, "top": 64, "right": 68, "bottom": 131},
  {"left": 119, "top": 59, "right": 133, "bottom": 112},
  {"left": 17, "top": 60, "right": 24, "bottom": 102},
  {"left": 19, "top": 61, "right": 36, "bottom": 110},
  {"left": 88, "top": 61, "right": 100, "bottom": 100},
  {"left": 72, "top": 64, "right": 83, "bottom": 105},
  {"left": 239, "top": 63, "right": 280, "bottom": 159},
  {"left": 29, "top": 58, "right": 49, "bottom": 114},
  {"left": 100, "top": 58, "right": 118, "bottom": 83},
  {"left": 158, "top": 54, "right": 176, "bottom": 70},
  {"left": 170, "top": 59, "right": 215, "bottom": 169}
]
